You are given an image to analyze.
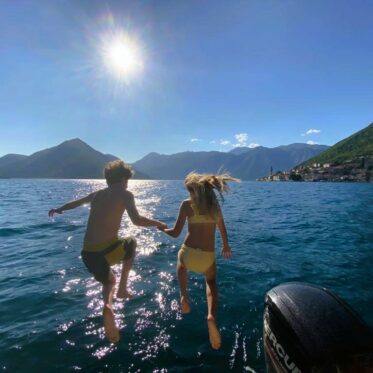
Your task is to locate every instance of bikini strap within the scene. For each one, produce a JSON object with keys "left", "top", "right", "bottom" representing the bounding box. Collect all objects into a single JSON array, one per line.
[{"left": 190, "top": 202, "right": 200, "bottom": 216}]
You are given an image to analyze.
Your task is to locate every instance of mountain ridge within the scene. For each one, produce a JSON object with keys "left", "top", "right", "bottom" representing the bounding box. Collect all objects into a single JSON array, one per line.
[
  {"left": 0, "top": 139, "right": 329, "bottom": 180},
  {"left": 0, "top": 138, "right": 148, "bottom": 179},
  {"left": 133, "top": 143, "right": 329, "bottom": 180}
]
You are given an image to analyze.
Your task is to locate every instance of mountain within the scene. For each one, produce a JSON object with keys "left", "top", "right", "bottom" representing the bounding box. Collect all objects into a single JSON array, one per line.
[
  {"left": 133, "top": 143, "right": 329, "bottom": 180},
  {"left": 229, "top": 146, "right": 260, "bottom": 155},
  {"left": 302, "top": 123, "right": 373, "bottom": 166},
  {"left": 133, "top": 151, "right": 236, "bottom": 180},
  {"left": 0, "top": 154, "right": 27, "bottom": 168},
  {"left": 0, "top": 139, "right": 148, "bottom": 179}
]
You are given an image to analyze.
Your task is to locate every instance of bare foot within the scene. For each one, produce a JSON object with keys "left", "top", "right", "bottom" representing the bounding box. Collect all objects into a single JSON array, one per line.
[
  {"left": 103, "top": 305, "right": 120, "bottom": 343},
  {"left": 116, "top": 288, "right": 133, "bottom": 299},
  {"left": 207, "top": 315, "right": 221, "bottom": 350},
  {"left": 180, "top": 296, "right": 191, "bottom": 314}
]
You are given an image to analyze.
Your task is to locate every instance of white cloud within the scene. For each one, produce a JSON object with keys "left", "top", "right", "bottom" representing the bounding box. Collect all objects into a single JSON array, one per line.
[
  {"left": 304, "top": 129, "right": 321, "bottom": 135},
  {"left": 233, "top": 132, "right": 256, "bottom": 148},
  {"left": 216, "top": 134, "right": 259, "bottom": 149},
  {"left": 307, "top": 140, "right": 318, "bottom": 145},
  {"left": 235, "top": 133, "right": 248, "bottom": 145},
  {"left": 190, "top": 138, "right": 201, "bottom": 142}
]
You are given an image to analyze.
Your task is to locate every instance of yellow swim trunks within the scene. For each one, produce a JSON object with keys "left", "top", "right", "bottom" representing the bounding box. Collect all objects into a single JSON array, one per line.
[
  {"left": 178, "top": 244, "right": 215, "bottom": 273},
  {"left": 81, "top": 236, "right": 137, "bottom": 284}
]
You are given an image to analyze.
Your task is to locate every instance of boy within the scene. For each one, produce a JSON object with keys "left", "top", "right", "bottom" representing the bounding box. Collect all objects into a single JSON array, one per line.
[{"left": 49, "top": 160, "right": 167, "bottom": 343}]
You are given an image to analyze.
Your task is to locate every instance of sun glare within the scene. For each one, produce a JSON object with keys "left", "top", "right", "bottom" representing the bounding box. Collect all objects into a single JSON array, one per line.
[{"left": 102, "top": 32, "right": 143, "bottom": 81}]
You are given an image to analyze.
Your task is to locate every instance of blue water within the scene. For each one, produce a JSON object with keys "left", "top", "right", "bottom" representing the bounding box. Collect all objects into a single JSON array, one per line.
[{"left": 0, "top": 180, "right": 372, "bottom": 372}]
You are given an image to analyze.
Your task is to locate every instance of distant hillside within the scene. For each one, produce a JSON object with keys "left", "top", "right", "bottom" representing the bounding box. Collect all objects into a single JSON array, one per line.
[
  {"left": 303, "top": 123, "right": 373, "bottom": 166},
  {"left": 133, "top": 143, "right": 328, "bottom": 180},
  {"left": 133, "top": 151, "right": 236, "bottom": 180},
  {"left": 0, "top": 139, "right": 148, "bottom": 179},
  {"left": 0, "top": 154, "right": 27, "bottom": 168},
  {"left": 229, "top": 147, "right": 259, "bottom": 155}
]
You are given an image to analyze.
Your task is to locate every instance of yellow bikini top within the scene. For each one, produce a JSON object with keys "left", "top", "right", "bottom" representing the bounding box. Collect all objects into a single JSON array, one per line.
[{"left": 188, "top": 202, "right": 217, "bottom": 224}]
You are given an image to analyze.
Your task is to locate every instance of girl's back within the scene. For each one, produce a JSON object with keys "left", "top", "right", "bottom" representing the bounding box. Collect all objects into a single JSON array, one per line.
[{"left": 183, "top": 199, "right": 218, "bottom": 251}]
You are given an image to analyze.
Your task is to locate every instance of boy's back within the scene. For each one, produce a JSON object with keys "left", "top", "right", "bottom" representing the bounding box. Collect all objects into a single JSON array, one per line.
[{"left": 84, "top": 185, "right": 130, "bottom": 246}]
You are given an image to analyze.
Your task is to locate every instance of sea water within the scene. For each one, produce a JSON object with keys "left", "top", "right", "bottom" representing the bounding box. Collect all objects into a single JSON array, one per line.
[{"left": 0, "top": 180, "right": 372, "bottom": 372}]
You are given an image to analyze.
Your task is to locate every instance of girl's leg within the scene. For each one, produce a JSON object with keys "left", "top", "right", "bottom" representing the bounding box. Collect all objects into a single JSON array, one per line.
[
  {"left": 102, "top": 271, "right": 120, "bottom": 343},
  {"left": 177, "top": 260, "right": 191, "bottom": 313},
  {"left": 204, "top": 263, "right": 221, "bottom": 350}
]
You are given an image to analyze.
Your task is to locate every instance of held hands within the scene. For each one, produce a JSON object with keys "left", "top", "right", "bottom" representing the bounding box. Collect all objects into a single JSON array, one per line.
[
  {"left": 157, "top": 226, "right": 176, "bottom": 237},
  {"left": 221, "top": 245, "right": 232, "bottom": 259},
  {"left": 156, "top": 222, "right": 168, "bottom": 231},
  {"left": 48, "top": 208, "right": 63, "bottom": 217}
]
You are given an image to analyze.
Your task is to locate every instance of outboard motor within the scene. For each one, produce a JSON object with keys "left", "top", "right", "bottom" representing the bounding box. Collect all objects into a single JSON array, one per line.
[{"left": 263, "top": 283, "right": 373, "bottom": 372}]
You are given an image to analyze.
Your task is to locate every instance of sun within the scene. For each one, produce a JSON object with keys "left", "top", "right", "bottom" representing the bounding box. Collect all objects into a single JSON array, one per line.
[{"left": 102, "top": 32, "right": 143, "bottom": 81}]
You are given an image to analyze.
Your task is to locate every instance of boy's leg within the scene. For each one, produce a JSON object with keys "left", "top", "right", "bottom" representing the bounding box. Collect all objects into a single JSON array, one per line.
[
  {"left": 103, "top": 270, "right": 116, "bottom": 306},
  {"left": 204, "top": 263, "right": 221, "bottom": 350},
  {"left": 81, "top": 251, "right": 120, "bottom": 343},
  {"left": 177, "top": 260, "right": 191, "bottom": 313},
  {"left": 117, "top": 237, "right": 137, "bottom": 299},
  {"left": 102, "top": 270, "right": 120, "bottom": 343}
]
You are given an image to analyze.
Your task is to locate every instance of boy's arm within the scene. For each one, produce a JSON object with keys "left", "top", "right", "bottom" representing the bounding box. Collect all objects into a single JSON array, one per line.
[
  {"left": 216, "top": 210, "right": 232, "bottom": 259},
  {"left": 48, "top": 192, "right": 96, "bottom": 217},
  {"left": 162, "top": 201, "right": 187, "bottom": 238},
  {"left": 126, "top": 192, "right": 167, "bottom": 229}
]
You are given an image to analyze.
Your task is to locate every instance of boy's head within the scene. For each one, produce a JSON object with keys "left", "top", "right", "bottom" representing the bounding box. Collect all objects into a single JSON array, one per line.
[{"left": 104, "top": 160, "right": 133, "bottom": 186}]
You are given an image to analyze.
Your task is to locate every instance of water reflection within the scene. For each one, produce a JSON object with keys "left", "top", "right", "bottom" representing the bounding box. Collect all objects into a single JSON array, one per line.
[
  {"left": 62, "top": 278, "right": 81, "bottom": 293},
  {"left": 229, "top": 325, "right": 260, "bottom": 372},
  {"left": 92, "top": 345, "right": 116, "bottom": 359},
  {"left": 57, "top": 321, "right": 73, "bottom": 334}
]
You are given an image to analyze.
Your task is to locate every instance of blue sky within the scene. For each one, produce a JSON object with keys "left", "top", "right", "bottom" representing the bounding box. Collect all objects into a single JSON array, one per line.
[{"left": 0, "top": 0, "right": 372, "bottom": 162}]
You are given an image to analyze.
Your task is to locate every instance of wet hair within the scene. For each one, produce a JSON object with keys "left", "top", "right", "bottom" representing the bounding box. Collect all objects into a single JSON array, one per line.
[
  {"left": 184, "top": 172, "right": 240, "bottom": 216},
  {"left": 104, "top": 160, "right": 133, "bottom": 186}
]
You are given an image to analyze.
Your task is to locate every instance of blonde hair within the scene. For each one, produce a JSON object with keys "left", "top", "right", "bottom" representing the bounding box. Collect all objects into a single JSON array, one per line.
[
  {"left": 104, "top": 160, "right": 133, "bottom": 186},
  {"left": 184, "top": 172, "right": 240, "bottom": 216}
]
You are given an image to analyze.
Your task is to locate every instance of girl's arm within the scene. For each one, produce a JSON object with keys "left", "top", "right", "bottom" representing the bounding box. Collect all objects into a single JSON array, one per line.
[
  {"left": 217, "top": 210, "right": 232, "bottom": 259},
  {"left": 162, "top": 201, "right": 187, "bottom": 238},
  {"left": 48, "top": 192, "right": 96, "bottom": 217}
]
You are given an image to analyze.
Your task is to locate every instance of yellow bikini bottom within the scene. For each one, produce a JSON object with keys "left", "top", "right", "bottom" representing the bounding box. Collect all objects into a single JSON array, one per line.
[{"left": 178, "top": 244, "right": 215, "bottom": 273}]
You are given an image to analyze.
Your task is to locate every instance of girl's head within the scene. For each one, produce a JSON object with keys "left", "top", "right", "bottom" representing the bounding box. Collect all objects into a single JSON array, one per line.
[{"left": 184, "top": 172, "right": 240, "bottom": 216}]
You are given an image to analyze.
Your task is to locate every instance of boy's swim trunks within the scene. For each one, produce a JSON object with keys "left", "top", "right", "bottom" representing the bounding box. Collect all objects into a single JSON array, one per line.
[{"left": 81, "top": 236, "right": 136, "bottom": 284}]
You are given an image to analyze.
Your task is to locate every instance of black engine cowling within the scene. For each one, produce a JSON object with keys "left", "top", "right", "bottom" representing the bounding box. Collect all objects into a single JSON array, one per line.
[{"left": 263, "top": 283, "right": 373, "bottom": 372}]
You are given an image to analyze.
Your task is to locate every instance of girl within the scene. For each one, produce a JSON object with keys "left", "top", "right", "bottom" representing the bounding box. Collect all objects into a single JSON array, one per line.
[{"left": 160, "top": 172, "right": 239, "bottom": 350}]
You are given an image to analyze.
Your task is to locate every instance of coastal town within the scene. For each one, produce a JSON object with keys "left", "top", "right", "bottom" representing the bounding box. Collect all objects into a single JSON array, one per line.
[{"left": 258, "top": 156, "right": 373, "bottom": 182}]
